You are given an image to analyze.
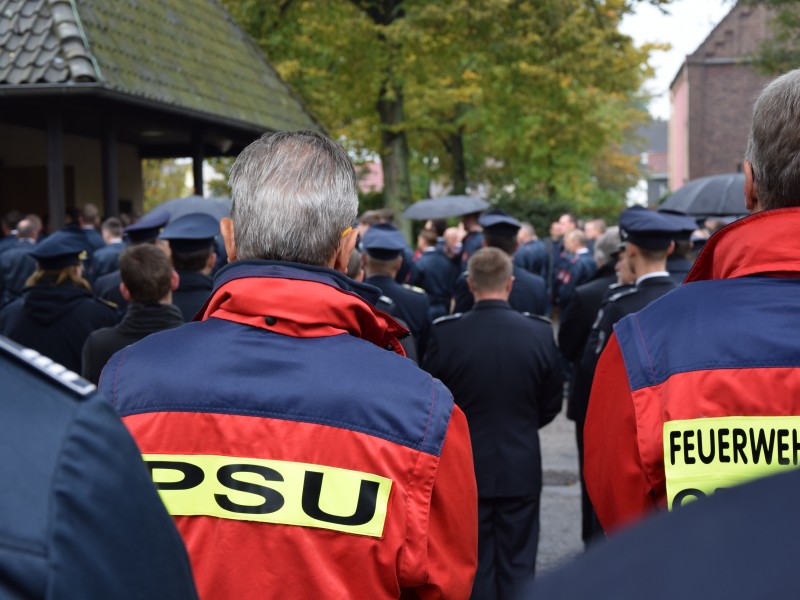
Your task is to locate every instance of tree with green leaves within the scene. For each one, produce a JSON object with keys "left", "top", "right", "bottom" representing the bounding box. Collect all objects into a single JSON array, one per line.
[
  {"left": 743, "top": 0, "right": 800, "bottom": 74},
  {"left": 223, "top": 0, "right": 670, "bottom": 220}
]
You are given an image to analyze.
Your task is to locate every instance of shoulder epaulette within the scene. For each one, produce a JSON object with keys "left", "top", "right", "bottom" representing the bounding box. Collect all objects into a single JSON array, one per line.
[
  {"left": 608, "top": 287, "right": 639, "bottom": 303},
  {"left": 97, "top": 297, "right": 118, "bottom": 309},
  {"left": 401, "top": 284, "right": 426, "bottom": 295},
  {"left": 376, "top": 295, "right": 395, "bottom": 308},
  {"left": 0, "top": 337, "right": 96, "bottom": 398},
  {"left": 521, "top": 312, "right": 552, "bottom": 325},
  {"left": 432, "top": 313, "right": 463, "bottom": 325}
]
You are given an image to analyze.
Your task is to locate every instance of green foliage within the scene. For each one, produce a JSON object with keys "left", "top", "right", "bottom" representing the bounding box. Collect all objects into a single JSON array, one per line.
[
  {"left": 222, "top": 0, "right": 666, "bottom": 217},
  {"left": 142, "top": 159, "right": 190, "bottom": 212},
  {"left": 743, "top": 0, "right": 800, "bottom": 74},
  {"left": 490, "top": 189, "right": 573, "bottom": 240},
  {"left": 206, "top": 157, "right": 235, "bottom": 197}
]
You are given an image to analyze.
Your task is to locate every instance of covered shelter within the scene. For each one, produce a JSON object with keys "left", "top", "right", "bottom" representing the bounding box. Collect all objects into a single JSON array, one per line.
[{"left": 0, "top": 0, "right": 320, "bottom": 229}]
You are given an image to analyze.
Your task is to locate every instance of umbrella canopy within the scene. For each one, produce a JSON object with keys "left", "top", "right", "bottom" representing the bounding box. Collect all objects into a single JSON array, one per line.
[
  {"left": 144, "top": 195, "right": 231, "bottom": 223},
  {"left": 658, "top": 173, "right": 747, "bottom": 218},
  {"left": 403, "top": 195, "right": 489, "bottom": 220}
]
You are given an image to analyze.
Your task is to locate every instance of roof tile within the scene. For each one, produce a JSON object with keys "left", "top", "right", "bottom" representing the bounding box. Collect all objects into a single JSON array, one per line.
[{"left": 0, "top": 0, "right": 318, "bottom": 131}]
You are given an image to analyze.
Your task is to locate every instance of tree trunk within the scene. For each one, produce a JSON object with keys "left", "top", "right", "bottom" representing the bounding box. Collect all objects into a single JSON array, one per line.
[
  {"left": 448, "top": 130, "right": 467, "bottom": 195},
  {"left": 377, "top": 81, "right": 412, "bottom": 219}
]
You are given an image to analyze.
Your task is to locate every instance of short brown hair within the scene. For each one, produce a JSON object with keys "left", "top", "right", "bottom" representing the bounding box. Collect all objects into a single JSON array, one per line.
[
  {"left": 468, "top": 247, "right": 512, "bottom": 292},
  {"left": 119, "top": 245, "right": 173, "bottom": 304}
]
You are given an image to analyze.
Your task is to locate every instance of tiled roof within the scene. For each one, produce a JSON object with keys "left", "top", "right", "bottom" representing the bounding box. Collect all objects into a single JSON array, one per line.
[{"left": 0, "top": 0, "right": 318, "bottom": 132}]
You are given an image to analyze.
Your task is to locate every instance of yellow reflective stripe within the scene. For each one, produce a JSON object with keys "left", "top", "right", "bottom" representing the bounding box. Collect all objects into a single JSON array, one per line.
[
  {"left": 663, "top": 417, "right": 800, "bottom": 510},
  {"left": 143, "top": 454, "right": 393, "bottom": 538}
]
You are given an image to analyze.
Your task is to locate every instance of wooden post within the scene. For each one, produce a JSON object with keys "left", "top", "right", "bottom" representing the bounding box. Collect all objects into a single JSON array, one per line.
[
  {"left": 102, "top": 123, "right": 118, "bottom": 218},
  {"left": 47, "top": 109, "right": 65, "bottom": 231},
  {"left": 192, "top": 130, "right": 204, "bottom": 196}
]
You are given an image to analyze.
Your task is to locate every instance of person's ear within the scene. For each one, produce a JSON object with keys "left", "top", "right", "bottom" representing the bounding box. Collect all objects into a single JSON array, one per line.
[
  {"left": 119, "top": 282, "right": 132, "bottom": 302},
  {"left": 467, "top": 276, "right": 475, "bottom": 295},
  {"left": 220, "top": 218, "right": 237, "bottom": 262},
  {"left": 744, "top": 161, "right": 761, "bottom": 213},
  {"left": 206, "top": 251, "right": 217, "bottom": 271},
  {"left": 505, "top": 275, "right": 514, "bottom": 294},
  {"left": 170, "top": 270, "right": 180, "bottom": 292},
  {"left": 332, "top": 229, "right": 358, "bottom": 273}
]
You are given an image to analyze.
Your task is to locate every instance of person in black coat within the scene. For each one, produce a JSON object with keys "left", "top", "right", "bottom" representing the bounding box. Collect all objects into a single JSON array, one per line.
[
  {"left": 513, "top": 222, "right": 549, "bottom": 280},
  {"left": 82, "top": 245, "right": 184, "bottom": 384},
  {"left": 0, "top": 335, "right": 198, "bottom": 599},
  {"left": 424, "top": 248, "right": 563, "bottom": 599},
  {"left": 0, "top": 215, "right": 40, "bottom": 304},
  {"left": 362, "top": 223, "right": 431, "bottom": 360},
  {"left": 410, "top": 228, "right": 459, "bottom": 320},
  {"left": 576, "top": 207, "right": 697, "bottom": 543},
  {"left": 452, "top": 209, "right": 548, "bottom": 316},
  {"left": 94, "top": 210, "right": 170, "bottom": 312},
  {"left": 159, "top": 213, "right": 219, "bottom": 322},
  {"left": 91, "top": 217, "right": 127, "bottom": 280},
  {"left": 0, "top": 232, "right": 120, "bottom": 373}
]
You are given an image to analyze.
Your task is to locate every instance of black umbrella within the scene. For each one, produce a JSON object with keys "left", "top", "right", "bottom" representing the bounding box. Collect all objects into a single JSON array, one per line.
[
  {"left": 658, "top": 173, "right": 747, "bottom": 218},
  {"left": 144, "top": 195, "right": 231, "bottom": 223},
  {"left": 403, "top": 195, "right": 489, "bottom": 220}
]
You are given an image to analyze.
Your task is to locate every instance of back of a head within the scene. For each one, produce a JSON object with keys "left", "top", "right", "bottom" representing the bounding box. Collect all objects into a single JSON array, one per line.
[
  {"left": 119, "top": 245, "right": 173, "bottom": 304},
  {"left": 228, "top": 131, "right": 358, "bottom": 266},
  {"left": 594, "top": 226, "right": 620, "bottom": 267},
  {"left": 565, "top": 228, "right": 587, "bottom": 249},
  {"left": 484, "top": 229, "right": 517, "bottom": 255},
  {"left": 745, "top": 69, "right": 800, "bottom": 210},
  {"left": 468, "top": 247, "right": 512, "bottom": 293},
  {"left": 82, "top": 203, "right": 100, "bottom": 224},
  {"left": 102, "top": 217, "right": 123, "bottom": 239},
  {"left": 417, "top": 228, "right": 437, "bottom": 249},
  {"left": 16, "top": 218, "right": 38, "bottom": 239}
]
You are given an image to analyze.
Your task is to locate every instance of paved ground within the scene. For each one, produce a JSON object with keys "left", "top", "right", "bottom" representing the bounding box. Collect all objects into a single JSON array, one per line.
[{"left": 536, "top": 407, "right": 584, "bottom": 574}]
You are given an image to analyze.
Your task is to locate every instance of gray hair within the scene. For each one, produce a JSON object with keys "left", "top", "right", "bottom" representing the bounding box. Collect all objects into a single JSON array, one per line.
[
  {"left": 228, "top": 131, "right": 358, "bottom": 265},
  {"left": 745, "top": 69, "right": 800, "bottom": 210},
  {"left": 594, "top": 226, "right": 620, "bottom": 267}
]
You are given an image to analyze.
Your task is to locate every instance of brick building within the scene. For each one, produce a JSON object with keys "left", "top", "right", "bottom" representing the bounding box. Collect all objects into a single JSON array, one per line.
[{"left": 669, "top": 2, "right": 775, "bottom": 191}]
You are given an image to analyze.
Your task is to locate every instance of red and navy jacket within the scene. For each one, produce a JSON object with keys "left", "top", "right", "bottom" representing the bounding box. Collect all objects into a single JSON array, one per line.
[
  {"left": 100, "top": 261, "right": 478, "bottom": 599},
  {"left": 584, "top": 209, "right": 800, "bottom": 533}
]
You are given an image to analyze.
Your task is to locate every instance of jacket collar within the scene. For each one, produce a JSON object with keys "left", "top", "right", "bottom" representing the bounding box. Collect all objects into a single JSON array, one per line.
[
  {"left": 197, "top": 261, "right": 408, "bottom": 355},
  {"left": 686, "top": 208, "right": 800, "bottom": 282},
  {"left": 472, "top": 299, "right": 511, "bottom": 311}
]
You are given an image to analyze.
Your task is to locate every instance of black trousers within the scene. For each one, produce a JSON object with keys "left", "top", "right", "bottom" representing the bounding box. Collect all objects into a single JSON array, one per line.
[{"left": 472, "top": 494, "right": 540, "bottom": 600}]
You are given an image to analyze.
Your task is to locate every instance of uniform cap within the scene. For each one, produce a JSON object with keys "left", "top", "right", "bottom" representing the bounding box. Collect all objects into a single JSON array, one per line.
[
  {"left": 619, "top": 206, "right": 698, "bottom": 250},
  {"left": 478, "top": 209, "right": 521, "bottom": 233},
  {"left": 362, "top": 223, "right": 407, "bottom": 260},
  {"left": 124, "top": 210, "right": 170, "bottom": 244},
  {"left": 159, "top": 213, "right": 220, "bottom": 253},
  {"left": 30, "top": 231, "right": 88, "bottom": 270}
]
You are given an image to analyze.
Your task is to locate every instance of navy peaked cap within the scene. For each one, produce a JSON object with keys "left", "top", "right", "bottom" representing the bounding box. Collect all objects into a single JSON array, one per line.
[
  {"left": 362, "top": 223, "right": 407, "bottom": 260},
  {"left": 159, "top": 213, "right": 220, "bottom": 253},
  {"left": 125, "top": 210, "right": 170, "bottom": 243},
  {"left": 478, "top": 209, "right": 520, "bottom": 232},
  {"left": 30, "top": 231, "right": 87, "bottom": 270},
  {"left": 619, "top": 206, "right": 698, "bottom": 250}
]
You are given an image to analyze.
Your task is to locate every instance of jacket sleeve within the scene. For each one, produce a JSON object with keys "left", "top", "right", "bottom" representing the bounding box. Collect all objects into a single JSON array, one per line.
[
  {"left": 48, "top": 393, "right": 199, "bottom": 599},
  {"left": 538, "top": 336, "right": 565, "bottom": 428},
  {"left": 451, "top": 274, "right": 473, "bottom": 314},
  {"left": 583, "top": 334, "right": 656, "bottom": 535},
  {"left": 558, "top": 294, "right": 587, "bottom": 362},
  {"left": 414, "top": 405, "right": 478, "bottom": 599}
]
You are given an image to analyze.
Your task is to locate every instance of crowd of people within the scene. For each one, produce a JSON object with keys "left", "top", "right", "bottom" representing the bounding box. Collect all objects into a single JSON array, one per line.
[{"left": 3, "top": 67, "right": 800, "bottom": 599}]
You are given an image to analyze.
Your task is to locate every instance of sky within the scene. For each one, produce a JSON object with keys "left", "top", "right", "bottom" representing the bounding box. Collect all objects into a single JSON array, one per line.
[{"left": 620, "top": 0, "right": 737, "bottom": 120}]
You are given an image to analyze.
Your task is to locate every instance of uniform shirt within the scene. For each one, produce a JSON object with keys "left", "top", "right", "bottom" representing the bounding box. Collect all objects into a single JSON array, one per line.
[
  {"left": 424, "top": 301, "right": 563, "bottom": 497},
  {"left": 0, "top": 238, "right": 37, "bottom": 303},
  {"left": 91, "top": 240, "right": 127, "bottom": 279},
  {"left": 93, "top": 269, "right": 126, "bottom": 311},
  {"left": 100, "top": 261, "right": 478, "bottom": 599},
  {"left": 365, "top": 274, "right": 431, "bottom": 360},
  {"left": 451, "top": 264, "right": 547, "bottom": 316},
  {"left": 585, "top": 209, "right": 800, "bottom": 533},
  {"left": 555, "top": 249, "right": 597, "bottom": 308},
  {"left": 173, "top": 270, "right": 214, "bottom": 322},
  {"left": 0, "top": 281, "right": 120, "bottom": 372},
  {"left": 514, "top": 239, "right": 549, "bottom": 280},
  {"left": 0, "top": 336, "right": 197, "bottom": 600},
  {"left": 410, "top": 247, "right": 459, "bottom": 312},
  {"left": 460, "top": 230, "right": 484, "bottom": 271}
]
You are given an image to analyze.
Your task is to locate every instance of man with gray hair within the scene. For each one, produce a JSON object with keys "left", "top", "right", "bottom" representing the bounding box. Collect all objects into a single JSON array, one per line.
[
  {"left": 98, "top": 131, "right": 478, "bottom": 599},
  {"left": 585, "top": 68, "right": 800, "bottom": 535}
]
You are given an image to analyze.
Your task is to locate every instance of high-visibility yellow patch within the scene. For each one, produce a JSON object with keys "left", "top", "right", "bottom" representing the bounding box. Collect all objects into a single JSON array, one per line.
[
  {"left": 664, "top": 417, "right": 800, "bottom": 510},
  {"left": 143, "top": 454, "right": 393, "bottom": 538}
]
